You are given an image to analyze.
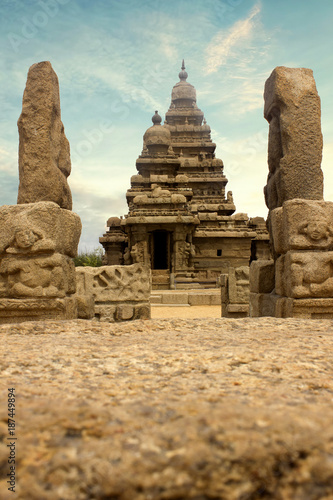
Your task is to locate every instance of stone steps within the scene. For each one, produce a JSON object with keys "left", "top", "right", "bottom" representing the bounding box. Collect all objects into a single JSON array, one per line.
[{"left": 150, "top": 289, "right": 221, "bottom": 306}]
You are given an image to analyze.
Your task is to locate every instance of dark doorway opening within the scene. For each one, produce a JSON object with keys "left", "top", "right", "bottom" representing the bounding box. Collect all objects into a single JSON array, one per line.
[{"left": 152, "top": 231, "right": 169, "bottom": 269}]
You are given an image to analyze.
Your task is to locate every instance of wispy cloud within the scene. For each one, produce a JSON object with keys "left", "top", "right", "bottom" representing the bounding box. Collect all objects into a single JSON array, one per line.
[{"left": 206, "top": 2, "right": 261, "bottom": 74}]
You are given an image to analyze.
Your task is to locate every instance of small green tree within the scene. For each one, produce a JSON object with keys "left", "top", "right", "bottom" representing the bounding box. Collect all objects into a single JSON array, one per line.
[{"left": 74, "top": 248, "right": 104, "bottom": 267}]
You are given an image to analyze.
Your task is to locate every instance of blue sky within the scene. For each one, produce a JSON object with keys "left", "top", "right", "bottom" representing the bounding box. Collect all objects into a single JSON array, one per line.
[{"left": 1, "top": 0, "right": 333, "bottom": 251}]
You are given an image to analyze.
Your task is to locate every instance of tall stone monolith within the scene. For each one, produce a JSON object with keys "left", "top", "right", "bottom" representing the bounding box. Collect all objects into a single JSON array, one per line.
[
  {"left": 0, "top": 62, "right": 81, "bottom": 323},
  {"left": 250, "top": 67, "right": 333, "bottom": 318},
  {"left": 17, "top": 61, "right": 72, "bottom": 210},
  {"left": 264, "top": 66, "right": 323, "bottom": 211}
]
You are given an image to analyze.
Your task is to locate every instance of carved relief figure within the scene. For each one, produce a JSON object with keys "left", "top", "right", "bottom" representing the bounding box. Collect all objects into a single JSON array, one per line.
[
  {"left": 6, "top": 225, "right": 55, "bottom": 255},
  {"left": 290, "top": 252, "right": 333, "bottom": 298},
  {"left": 0, "top": 223, "right": 69, "bottom": 298},
  {"left": 227, "top": 191, "right": 234, "bottom": 203},
  {"left": 290, "top": 217, "right": 333, "bottom": 250},
  {"left": 130, "top": 242, "right": 145, "bottom": 264},
  {"left": 123, "top": 247, "right": 132, "bottom": 265}
]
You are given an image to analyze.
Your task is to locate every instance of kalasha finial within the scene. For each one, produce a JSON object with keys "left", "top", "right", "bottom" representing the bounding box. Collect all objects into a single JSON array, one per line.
[
  {"left": 152, "top": 110, "right": 162, "bottom": 125},
  {"left": 179, "top": 60, "right": 188, "bottom": 81}
]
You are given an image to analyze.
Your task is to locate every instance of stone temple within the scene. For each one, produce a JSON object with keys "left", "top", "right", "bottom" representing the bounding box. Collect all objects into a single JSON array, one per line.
[{"left": 100, "top": 62, "right": 270, "bottom": 290}]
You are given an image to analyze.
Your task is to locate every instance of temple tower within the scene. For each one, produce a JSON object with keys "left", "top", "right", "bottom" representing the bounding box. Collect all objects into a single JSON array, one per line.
[{"left": 100, "top": 62, "right": 269, "bottom": 290}]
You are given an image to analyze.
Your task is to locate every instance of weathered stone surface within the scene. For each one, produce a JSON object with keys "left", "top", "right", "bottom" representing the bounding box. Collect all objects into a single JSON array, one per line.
[
  {"left": 0, "top": 203, "right": 80, "bottom": 300},
  {"left": 0, "top": 202, "right": 81, "bottom": 258},
  {"left": 75, "top": 295, "right": 95, "bottom": 320},
  {"left": 249, "top": 292, "right": 280, "bottom": 317},
  {"left": 75, "top": 264, "right": 151, "bottom": 322},
  {"left": 221, "top": 266, "right": 250, "bottom": 317},
  {"left": 230, "top": 266, "right": 250, "bottom": 304},
  {"left": 251, "top": 68, "right": 330, "bottom": 319},
  {"left": 278, "top": 251, "right": 333, "bottom": 299},
  {"left": 187, "top": 290, "right": 221, "bottom": 306},
  {"left": 0, "top": 202, "right": 80, "bottom": 321},
  {"left": 76, "top": 264, "right": 151, "bottom": 302},
  {"left": 282, "top": 297, "right": 333, "bottom": 319},
  {"left": 270, "top": 199, "right": 333, "bottom": 254},
  {"left": 0, "top": 297, "right": 77, "bottom": 324},
  {"left": 264, "top": 67, "right": 323, "bottom": 210},
  {"left": 2, "top": 317, "right": 333, "bottom": 499},
  {"left": 250, "top": 259, "right": 275, "bottom": 293},
  {"left": 17, "top": 61, "right": 72, "bottom": 210}
]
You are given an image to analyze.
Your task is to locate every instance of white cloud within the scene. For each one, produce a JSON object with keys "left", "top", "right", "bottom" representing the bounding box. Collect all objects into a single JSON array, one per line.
[{"left": 206, "top": 2, "right": 261, "bottom": 74}]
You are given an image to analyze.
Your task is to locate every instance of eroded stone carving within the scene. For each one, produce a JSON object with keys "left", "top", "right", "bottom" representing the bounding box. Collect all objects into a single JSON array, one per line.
[
  {"left": 277, "top": 251, "right": 333, "bottom": 299},
  {"left": 250, "top": 66, "right": 333, "bottom": 318},
  {"left": 17, "top": 61, "right": 72, "bottom": 210},
  {"left": 75, "top": 264, "right": 151, "bottom": 322},
  {"left": 221, "top": 266, "right": 250, "bottom": 318},
  {"left": 264, "top": 66, "right": 323, "bottom": 211},
  {"left": 270, "top": 200, "right": 333, "bottom": 254},
  {"left": 0, "top": 202, "right": 80, "bottom": 303},
  {"left": 0, "top": 61, "right": 81, "bottom": 323}
]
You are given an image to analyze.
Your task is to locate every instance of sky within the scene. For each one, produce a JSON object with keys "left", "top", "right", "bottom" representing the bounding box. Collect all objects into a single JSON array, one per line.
[{"left": 1, "top": 0, "right": 333, "bottom": 252}]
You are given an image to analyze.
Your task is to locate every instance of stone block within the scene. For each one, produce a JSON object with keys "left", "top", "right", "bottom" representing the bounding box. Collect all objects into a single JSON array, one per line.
[
  {"left": 270, "top": 200, "right": 333, "bottom": 254},
  {"left": 276, "top": 298, "right": 333, "bottom": 319},
  {"left": 0, "top": 204, "right": 80, "bottom": 311},
  {"left": 76, "top": 295, "right": 95, "bottom": 320},
  {"left": 149, "top": 295, "right": 162, "bottom": 304},
  {"left": 264, "top": 66, "right": 323, "bottom": 210},
  {"left": 279, "top": 251, "right": 333, "bottom": 299},
  {"left": 162, "top": 292, "right": 188, "bottom": 305},
  {"left": 116, "top": 304, "right": 134, "bottom": 321},
  {"left": 234, "top": 283, "right": 250, "bottom": 304},
  {"left": 219, "top": 274, "right": 228, "bottom": 303},
  {"left": 274, "top": 255, "right": 285, "bottom": 296},
  {"left": 76, "top": 264, "right": 151, "bottom": 302},
  {"left": 0, "top": 202, "right": 81, "bottom": 258},
  {"left": 75, "top": 264, "right": 151, "bottom": 322},
  {"left": 228, "top": 266, "right": 250, "bottom": 304},
  {"left": 0, "top": 297, "right": 77, "bottom": 324},
  {"left": 249, "top": 260, "right": 275, "bottom": 294},
  {"left": 249, "top": 292, "right": 280, "bottom": 317},
  {"left": 133, "top": 303, "right": 151, "bottom": 320},
  {"left": 226, "top": 304, "right": 249, "bottom": 317},
  {"left": 95, "top": 304, "right": 117, "bottom": 322},
  {"left": 188, "top": 291, "right": 221, "bottom": 306}
]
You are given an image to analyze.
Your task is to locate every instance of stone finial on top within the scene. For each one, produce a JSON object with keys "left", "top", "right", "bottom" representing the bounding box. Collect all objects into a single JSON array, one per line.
[
  {"left": 17, "top": 61, "right": 73, "bottom": 210},
  {"left": 179, "top": 59, "right": 188, "bottom": 81},
  {"left": 152, "top": 110, "right": 162, "bottom": 125}
]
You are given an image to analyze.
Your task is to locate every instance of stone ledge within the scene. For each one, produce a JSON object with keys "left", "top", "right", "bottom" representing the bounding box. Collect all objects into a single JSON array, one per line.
[{"left": 0, "top": 297, "right": 77, "bottom": 323}]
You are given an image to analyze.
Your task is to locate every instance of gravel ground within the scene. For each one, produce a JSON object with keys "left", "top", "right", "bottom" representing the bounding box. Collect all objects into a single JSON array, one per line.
[{"left": 1, "top": 315, "right": 333, "bottom": 499}]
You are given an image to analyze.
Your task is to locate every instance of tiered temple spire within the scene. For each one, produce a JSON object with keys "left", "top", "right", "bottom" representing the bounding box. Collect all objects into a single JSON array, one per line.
[{"left": 100, "top": 62, "right": 270, "bottom": 292}]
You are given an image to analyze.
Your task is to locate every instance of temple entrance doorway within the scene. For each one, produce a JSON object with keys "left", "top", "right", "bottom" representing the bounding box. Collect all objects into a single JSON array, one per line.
[{"left": 151, "top": 230, "right": 171, "bottom": 270}]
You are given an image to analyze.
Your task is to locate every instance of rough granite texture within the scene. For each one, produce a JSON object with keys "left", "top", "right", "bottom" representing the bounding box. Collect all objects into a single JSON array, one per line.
[
  {"left": 1, "top": 317, "right": 333, "bottom": 499},
  {"left": 264, "top": 66, "right": 323, "bottom": 211},
  {"left": 17, "top": 61, "right": 72, "bottom": 210}
]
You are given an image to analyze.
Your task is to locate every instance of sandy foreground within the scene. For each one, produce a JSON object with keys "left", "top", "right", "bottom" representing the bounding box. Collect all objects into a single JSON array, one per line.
[{"left": 1, "top": 311, "right": 333, "bottom": 500}]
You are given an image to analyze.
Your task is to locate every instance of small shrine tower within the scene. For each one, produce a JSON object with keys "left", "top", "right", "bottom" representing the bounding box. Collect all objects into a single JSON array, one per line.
[{"left": 100, "top": 62, "right": 269, "bottom": 289}]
